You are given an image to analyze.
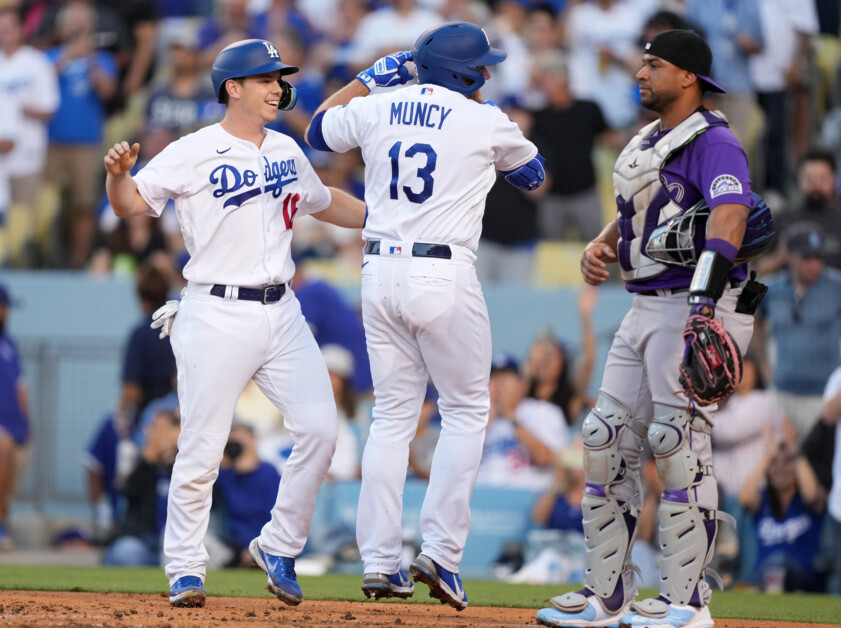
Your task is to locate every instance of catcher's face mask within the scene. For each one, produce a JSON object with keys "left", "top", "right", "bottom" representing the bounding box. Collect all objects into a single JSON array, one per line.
[{"left": 646, "top": 192, "right": 775, "bottom": 267}]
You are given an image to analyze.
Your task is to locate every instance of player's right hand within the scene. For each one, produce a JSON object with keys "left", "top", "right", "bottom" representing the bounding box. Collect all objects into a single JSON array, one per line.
[
  {"left": 580, "top": 242, "right": 616, "bottom": 285},
  {"left": 104, "top": 141, "right": 140, "bottom": 176},
  {"left": 356, "top": 50, "right": 414, "bottom": 91}
]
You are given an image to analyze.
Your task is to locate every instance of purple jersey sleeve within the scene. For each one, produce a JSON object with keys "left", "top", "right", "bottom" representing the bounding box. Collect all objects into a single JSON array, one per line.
[{"left": 695, "top": 130, "right": 753, "bottom": 210}]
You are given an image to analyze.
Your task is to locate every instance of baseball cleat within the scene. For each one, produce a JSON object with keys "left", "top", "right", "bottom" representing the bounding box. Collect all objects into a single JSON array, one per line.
[
  {"left": 169, "top": 576, "right": 206, "bottom": 608},
  {"left": 536, "top": 589, "right": 627, "bottom": 627},
  {"left": 361, "top": 570, "right": 414, "bottom": 599},
  {"left": 409, "top": 553, "right": 467, "bottom": 611},
  {"left": 619, "top": 598, "right": 713, "bottom": 628},
  {"left": 249, "top": 538, "right": 303, "bottom": 606}
]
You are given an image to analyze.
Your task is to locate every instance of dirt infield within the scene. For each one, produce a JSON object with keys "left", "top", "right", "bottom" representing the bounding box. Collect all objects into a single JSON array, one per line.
[{"left": 0, "top": 591, "right": 835, "bottom": 627}]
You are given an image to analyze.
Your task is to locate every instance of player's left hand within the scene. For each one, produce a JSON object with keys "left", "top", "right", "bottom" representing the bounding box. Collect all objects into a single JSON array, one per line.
[
  {"left": 151, "top": 299, "right": 180, "bottom": 339},
  {"left": 357, "top": 51, "right": 414, "bottom": 91},
  {"left": 679, "top": 314, "right": 742, "bottom": 406}
]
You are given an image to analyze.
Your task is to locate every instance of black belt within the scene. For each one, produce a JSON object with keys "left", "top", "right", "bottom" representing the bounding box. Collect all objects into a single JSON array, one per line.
[
  {"left": 210, "top": 283, "right": 286, "bottom": 304},
  {"left": 364, "top": 240, "right": 452, "bottom": 259},
  {"left": 638, "top": 287, "right": 690, "bottom": 297},
  {"left": 637, "top": 280, "right": 740, "bottom": 297}
]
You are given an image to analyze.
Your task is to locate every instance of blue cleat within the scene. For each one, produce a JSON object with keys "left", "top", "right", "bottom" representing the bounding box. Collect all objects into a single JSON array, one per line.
[
  {"left": 169, "top": 576, "right": 206, "bottom": 608},
  {"left": 361, "top": 570, "right": 414, "bottom": 599},
  {"left": 409, "top": 554, "right": 467, "bottom": 611},
  {"left": 249, "top": 538, "right": 303, "bottom": 606}
]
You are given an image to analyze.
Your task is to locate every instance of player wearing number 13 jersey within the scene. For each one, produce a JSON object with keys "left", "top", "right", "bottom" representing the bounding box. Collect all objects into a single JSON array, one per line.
[{"left": 306, "top": 22, "right": 545, "bottom": 609}]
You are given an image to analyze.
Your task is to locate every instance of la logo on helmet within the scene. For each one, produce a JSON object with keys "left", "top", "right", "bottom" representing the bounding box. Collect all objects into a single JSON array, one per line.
[{"left": 263, "top": 41, "right": 279, "bottom": 59}]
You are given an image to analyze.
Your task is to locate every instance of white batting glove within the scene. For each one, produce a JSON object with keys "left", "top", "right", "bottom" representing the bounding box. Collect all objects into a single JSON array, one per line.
[
  {"left": 356, "top": 50, "right": 414, "bottom": 91},
  {"left": 150, "top": 299, "right": 180, "bottom": 340}
]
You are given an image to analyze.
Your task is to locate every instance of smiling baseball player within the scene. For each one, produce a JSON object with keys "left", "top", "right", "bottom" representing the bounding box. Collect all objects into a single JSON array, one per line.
[
  {"left": 305, "top": 22, "right": 545, "bottom": 610},
  {"left": 104, "top": 39, "right": 365, "bottom": 609}
]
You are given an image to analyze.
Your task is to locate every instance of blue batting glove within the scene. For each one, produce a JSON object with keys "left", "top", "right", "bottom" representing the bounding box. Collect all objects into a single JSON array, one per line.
[{"left": 356, "top": 50, "right": 414, "bottom": 91}]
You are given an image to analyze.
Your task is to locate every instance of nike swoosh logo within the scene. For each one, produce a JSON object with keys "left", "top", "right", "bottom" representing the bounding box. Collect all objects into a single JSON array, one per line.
[
  {"left": 216, "top": 147, "right": 231, "bottom": 154},
  {"left": 361, "top": 261, "right": 369, "bottom": 268}
]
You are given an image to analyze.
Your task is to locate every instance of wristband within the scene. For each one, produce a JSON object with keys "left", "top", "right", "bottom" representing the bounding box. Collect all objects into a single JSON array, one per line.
[
  {"left": 705, "top": 238, "right": 738, "bottom": 263},
  {"left": 689, "top": 248, "right": 733, "bottom": 303},
  {"left": 355, "top": 71, "right": 375, "bottom": 92}
]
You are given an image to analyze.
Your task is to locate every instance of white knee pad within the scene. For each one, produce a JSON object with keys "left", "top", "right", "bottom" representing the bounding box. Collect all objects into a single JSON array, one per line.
[
  {"left": 648, "top": 404, "right": 734, "bottom": 606},
  {"left": 648, "top": 404, "right": 709, "bottom": 494},
  {"left": 582, "top": 393, "right": 641, "bottom": 486}
]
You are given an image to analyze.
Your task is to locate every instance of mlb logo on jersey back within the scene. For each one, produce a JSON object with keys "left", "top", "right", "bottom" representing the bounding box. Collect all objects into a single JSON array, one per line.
[
  {"left": 389, "top": 246, "right": 402, "bottom": 254},
  {"left": 420, "top": 87, "right": 434, "bottom": 95}
]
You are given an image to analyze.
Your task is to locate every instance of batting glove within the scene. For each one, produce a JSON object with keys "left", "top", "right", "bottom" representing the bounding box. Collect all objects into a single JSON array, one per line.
[
  {"left": 151, "top": 299, "right": 180, "bottom": 340},
  {"left": 356, "top": 51, "right": 414, "bottom": 91}
]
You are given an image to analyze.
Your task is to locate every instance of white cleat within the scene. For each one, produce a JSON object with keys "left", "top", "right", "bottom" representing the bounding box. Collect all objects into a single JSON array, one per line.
[
  {"left": 619, "top": 598, "right": 713, "bottom": 628},
  {"left": 536, "top": 590, "right": 628, "bottom": 628}
]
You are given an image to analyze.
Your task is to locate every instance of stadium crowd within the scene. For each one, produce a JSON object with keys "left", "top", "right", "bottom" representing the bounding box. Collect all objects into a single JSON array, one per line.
[{"left": 0, "top": 0, "right": 840, "bottom": 597}]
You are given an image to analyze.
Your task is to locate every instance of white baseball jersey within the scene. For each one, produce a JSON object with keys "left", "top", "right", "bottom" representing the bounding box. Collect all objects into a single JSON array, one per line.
[
  {"left": 134, "top": 123, "right": 331, "bottom": 287},
  {"left": 319, "top": 83, "right": 537, "bottom": 251},
  {"left": 0, "top": 46, "right": 59, "bottom": 177},
  {"left": 134, "top": 123, "right": 339, "bottom": 586}
]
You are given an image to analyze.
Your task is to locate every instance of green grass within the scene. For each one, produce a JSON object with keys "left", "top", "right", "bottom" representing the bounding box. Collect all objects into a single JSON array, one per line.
[{"left": 0, "top": 566, "right": 838, "bottom": 624}]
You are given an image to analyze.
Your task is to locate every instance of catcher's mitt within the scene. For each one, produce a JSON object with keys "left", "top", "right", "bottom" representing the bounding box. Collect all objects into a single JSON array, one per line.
[{"left": 679, "top": 314, "right": 742, "bottom": 406}]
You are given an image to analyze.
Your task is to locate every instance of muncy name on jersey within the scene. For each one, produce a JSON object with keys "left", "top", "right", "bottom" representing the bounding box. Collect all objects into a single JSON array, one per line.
[
  {"left": 390, "top": 101, "right": 452, "bottom": 130},
  {"left": 210, "top": 156, "right": 298, "bottom": 209}
]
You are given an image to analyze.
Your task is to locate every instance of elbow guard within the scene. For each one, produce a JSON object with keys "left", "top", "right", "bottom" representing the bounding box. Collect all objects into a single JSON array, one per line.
[
  {"left": 501, "top": 154, "right": 545, "bottom": 191},
  {"left": 306, "top": 111, "right": 333, "bottom": 152}
]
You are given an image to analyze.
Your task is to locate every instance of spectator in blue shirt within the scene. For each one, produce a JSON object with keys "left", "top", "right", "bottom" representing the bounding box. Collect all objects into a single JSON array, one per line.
[
  {"left": 754, "top": 226, "right": 841, "bottom": 443},
  {"left": 739, "top": 426, "right": 827, "bottom": 592},
  {"left": 292, "top": 257, "right": 372, "bottom": 393},
  {"left": 0, "top": 285, "right": 29, "bottom": 549},
  {"left": 685, "top": 0, "right": 763, "bottom": 150},
  {"left": 215, "top": 423, "right": 280, "bottom": 567},
  {"left": 44, "top": 1, "right": 117, "bottom": 268},
  {"left": 121, "top": 263, "right": 177, "bottom": 421}
]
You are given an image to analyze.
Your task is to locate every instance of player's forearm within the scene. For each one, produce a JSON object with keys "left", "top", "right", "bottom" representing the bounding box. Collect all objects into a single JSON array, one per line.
[
  {"left": 706, "top": 203, "right": 749, "bottom": 249},
  {"left": 314, "top": 187, "right": 366, "bottom": 228},
  {"left": 593, "top": 218, "right": 620, "bottom": 253},
  {"left": 106, "top": 173, "right": 148, "bottom": 218}
]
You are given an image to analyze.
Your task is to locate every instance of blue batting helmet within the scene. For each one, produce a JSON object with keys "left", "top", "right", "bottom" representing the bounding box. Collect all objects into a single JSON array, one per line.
[
  {"left": 412, "top": 22, "right": 506, "bottom": 95},
  {"left": 211, "top": 39, "right": 298, "bottom": 103}
]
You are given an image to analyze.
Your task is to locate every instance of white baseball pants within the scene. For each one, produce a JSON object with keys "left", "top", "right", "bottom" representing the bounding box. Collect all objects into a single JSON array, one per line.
[
  {"left": 164, "top": 284, "right": 336, "bottom": 585},
  {"left": 357, "top": 242, "right": 492, "bottom": 574},
  {"left": 598, "top": 287, "right": 755, "bottom": 512}
]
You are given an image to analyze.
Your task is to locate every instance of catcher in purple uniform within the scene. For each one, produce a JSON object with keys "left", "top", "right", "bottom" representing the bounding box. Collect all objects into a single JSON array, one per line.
[{"left": 536, "top": 30, "right": 773, "bottom": 628}]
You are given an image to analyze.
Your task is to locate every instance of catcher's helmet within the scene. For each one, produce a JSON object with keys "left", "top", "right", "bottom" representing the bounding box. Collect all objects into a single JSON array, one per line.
[
  {"left": 211, "top": 39, "right": 298, "bottom": 103},
  {"left": 413, "top": 22, "right": 506, "bottom": 95}
]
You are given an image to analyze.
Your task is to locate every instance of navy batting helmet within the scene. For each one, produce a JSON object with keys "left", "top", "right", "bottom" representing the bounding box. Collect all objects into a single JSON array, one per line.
[
  {"left": 412, "top": 22, "right": 506, "bottom": 95},
  {"left": 211, "top": 39, "right": 298, "bottom": 103}
]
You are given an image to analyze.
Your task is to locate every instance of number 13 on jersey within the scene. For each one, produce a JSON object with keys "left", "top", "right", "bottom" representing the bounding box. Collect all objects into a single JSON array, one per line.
[{"left": 388, "top": 141, "right": 437, "bottom": 204}]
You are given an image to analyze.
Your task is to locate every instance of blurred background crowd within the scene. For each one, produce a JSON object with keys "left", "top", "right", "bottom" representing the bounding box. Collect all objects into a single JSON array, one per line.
[{"left": 0, "top": 0, "right": 840, "bottom": 599}]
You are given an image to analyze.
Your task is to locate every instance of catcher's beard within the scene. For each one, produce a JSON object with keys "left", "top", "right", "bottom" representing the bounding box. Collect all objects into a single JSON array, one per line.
[{"left": 640, "top": 86, "right": 679, "bottom": 113}]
